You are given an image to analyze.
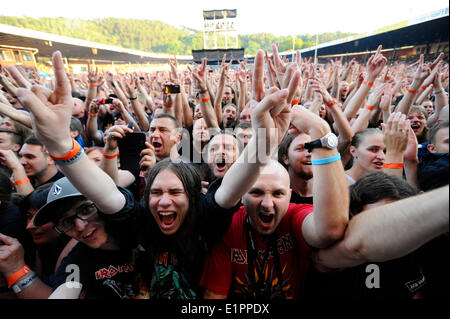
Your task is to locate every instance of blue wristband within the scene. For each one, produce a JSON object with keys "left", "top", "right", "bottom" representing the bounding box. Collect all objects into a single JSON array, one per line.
[{"left": 311, "top": 153, "right": 341, "bottom": 165}]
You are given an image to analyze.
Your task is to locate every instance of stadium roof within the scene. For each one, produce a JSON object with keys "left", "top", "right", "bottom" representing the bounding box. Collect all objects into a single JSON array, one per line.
[
  {"left": 294, "top": 7, "right": 449, "bottom": 58},
  {"left": 0, "top": 23, "right": 193, "bottom": 64}
]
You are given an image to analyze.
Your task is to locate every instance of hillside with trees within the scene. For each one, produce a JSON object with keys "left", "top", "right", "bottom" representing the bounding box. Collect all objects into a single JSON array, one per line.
[{"left": 0, "top": 16, "right": 355, "bottom": 55}]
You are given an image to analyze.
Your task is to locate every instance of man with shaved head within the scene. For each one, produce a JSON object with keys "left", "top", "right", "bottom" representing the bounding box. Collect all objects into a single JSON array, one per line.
[{"left": 200, "top": 103, "right": 349, "bottom": 299}]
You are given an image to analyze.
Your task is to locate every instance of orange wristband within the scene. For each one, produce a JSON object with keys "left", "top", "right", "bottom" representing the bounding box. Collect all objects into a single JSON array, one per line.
[
  {"left": 14, "top": 178, "right": 30, "bottom": 186},
  {"left": 163, "top": 102, "right": 173, "bottom": 108},
  {"left": 383, "top": 163, "right": 404, "bottom": 169},
  {"left": 421, "top": 85, "right": 427, "bottom": 90},
  {"left": 7, "top": 265, "right": 31, "bottom": 287},
  {"left": 407, "top": 89, "right": 417, "bottom": 94},
  {"left": 49, "top": 140, "right": 81, "bottom": 161},
  {"left": 102, "top": 151, "right": 119, "bottom": 159},
  {"left": 365, "top": 105, "right": 374, "bottom": 111},
  {"left": 291, "top": 98, "right": 300, "bottom": 106},
  {"left": 88, "top": 112, "right": 98, "bottom": 117},
  {"left": 89, "top": 82, "right": 98, "bottom": 87},
  {"left": 200, "top": 97, "right": 210, "bottom": 103},
  {"left": 326, "top": 99, "right": 337, "bottom": 108},
  {"left": 363, "top": 81, "right": 374, "bottom": 87}
]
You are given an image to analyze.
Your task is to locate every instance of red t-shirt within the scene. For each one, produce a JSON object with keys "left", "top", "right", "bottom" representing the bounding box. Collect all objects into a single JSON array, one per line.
[{"left": 200, "top": 203, "right": 313, "bottom": 299}]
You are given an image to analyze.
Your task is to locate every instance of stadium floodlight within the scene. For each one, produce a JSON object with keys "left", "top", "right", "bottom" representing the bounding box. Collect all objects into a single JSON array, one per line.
[{"left": 203, "top": 9, "right": 239, "bottom": 50}]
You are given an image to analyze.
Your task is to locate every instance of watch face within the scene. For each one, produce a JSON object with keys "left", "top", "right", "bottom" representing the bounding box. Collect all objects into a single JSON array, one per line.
[{"left": 325, "top": 135, "right": 338, "bottom": 148}]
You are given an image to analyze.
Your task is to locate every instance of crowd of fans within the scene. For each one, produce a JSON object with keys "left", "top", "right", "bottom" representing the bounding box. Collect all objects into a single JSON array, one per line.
[{"left": 0, "top": 42, "right": 448, "bottom": 299}]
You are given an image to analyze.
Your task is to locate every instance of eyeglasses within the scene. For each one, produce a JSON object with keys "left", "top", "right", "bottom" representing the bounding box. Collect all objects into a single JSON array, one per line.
[{"left": 54, "top": 202, "right": 98, "bottom": 234}]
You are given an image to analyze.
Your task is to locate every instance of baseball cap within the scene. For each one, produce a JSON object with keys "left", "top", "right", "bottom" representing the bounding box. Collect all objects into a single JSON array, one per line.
[{"left": 33, "top": 177, "right": 84, "bottom": 227}]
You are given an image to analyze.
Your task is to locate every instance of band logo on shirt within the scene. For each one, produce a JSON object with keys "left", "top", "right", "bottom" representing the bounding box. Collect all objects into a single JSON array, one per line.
[
  {"left": 231, "top": 234, "right": 293, "bottom": 264},
  {"left": 95, "top": 263, "right": 134, "bottom": 280}
]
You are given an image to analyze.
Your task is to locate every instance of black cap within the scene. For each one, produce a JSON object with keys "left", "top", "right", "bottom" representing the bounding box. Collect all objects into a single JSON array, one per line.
[{"left": 33, "top": 177, "right": 83, "bottom": 226}]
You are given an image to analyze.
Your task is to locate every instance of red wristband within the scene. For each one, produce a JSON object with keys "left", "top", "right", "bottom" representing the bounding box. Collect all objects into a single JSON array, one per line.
[
  {"left": 88, "top": 112, "right": 98, "bottom": 117},
  {"left": 6, "top": 265, "right": 31, "bottom": 287},
  {"left": 14, "top": 178, "right": 30, "bottom": 186},
  {"left": 408, "top": 89, "right": 417, "bottom": 94},
  {"left": 326, "top": 99, "right": 337, "bottom": 108},
  {"left": 421, "top": 85, "right": 427, "bottom": 90},
  {"left": 363, "top": 81, "right": 374, "bottom": 87},
  {"left": 200, "top": 97, "right": 210, "bottom": 103},
  {"left": 49, "top": 140, "right": 81, "bottom": 161},
  {"left": 291, "top": 98, "right": 300, "bottom": 106},
  {"left": 89, "top": 82, "right": 98, "bottom": 87},
  {"left": 163, "top": 102, "right": 173, "bottom": 108},
  {"left": 365, "top": 105, "right": 374, "bottom": 111},
  {"left": 102, "top": 151, "right": 119, "bottom": 159},
  {"left": 429, "top": 84, "right": 434, "bottom": 89},
  {"left": 383, "top": 163, "right": 404, "bottom": 169}
]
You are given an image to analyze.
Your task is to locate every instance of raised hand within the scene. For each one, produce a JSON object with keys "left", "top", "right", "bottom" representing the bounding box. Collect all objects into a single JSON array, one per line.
[
  {"left": 104, "top": 124, "right": 134, "bottom": 151},
  {"left": 87, "top": 62, "right": 103, "bottom": 87},
  {"left": 366, "top": 82, "right": 386, "bottom": 108},
  {"left": 0, "top": 233, "right": 26, "bottom": 277},
  {"left": 379, "top": 84, "right": 394, "bottom": 113},
  {"left": 366, "top": 45, "right": 388, "bottom": 79},
  {"left": 381, "top": 112, "right": 410, "bottom": 155},
  {"left": 412, "top": 55, "right": 431, "bottom": 84},
  {"left": 139, "top": 141, "right": 156, "bottom": 177},
  {"left": 191, "top": 58, "right": 207, "bottom": 91},
  {"left": 15, "top": 51, "right": 74, "bottom": 155}
]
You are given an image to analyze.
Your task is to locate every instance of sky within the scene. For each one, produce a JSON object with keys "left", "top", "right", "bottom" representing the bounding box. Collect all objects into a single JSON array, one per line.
[{"left": 1, "top": 0, "right": 448, "bottom": 36}]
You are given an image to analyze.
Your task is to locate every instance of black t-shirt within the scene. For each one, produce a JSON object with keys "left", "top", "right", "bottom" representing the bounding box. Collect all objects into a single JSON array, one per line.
[
  {"left": 304, "top": 249, "right": 426, "bottom": 299},
  {"left": 413, "top": 234, "right": 449, "bottom": 299},
  {"left": 53, "top": 242, "right": 143, "bottom": 299},
  {"left": 290, "top": 191, "right": 313, "bottom": 205},
  {"left": 138, "top": 177, "right": 240, "bottom": 299},
  {"left": 36, "top": 235, "right": 71, "bottom": 285},
  {"left": 52, "top": 187, "right": 145, "bottom": 299},
  {"left": 30, "top": 170, "right": 65, "bottom": 188}
]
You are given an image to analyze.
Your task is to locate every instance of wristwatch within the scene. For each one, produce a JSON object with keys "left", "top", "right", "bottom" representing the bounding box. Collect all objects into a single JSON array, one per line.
[{"left": 304, "top": 132, "right": 338, "bottom": 151}]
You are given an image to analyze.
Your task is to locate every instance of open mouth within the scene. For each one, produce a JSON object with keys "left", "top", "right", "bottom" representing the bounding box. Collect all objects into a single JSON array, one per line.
[
  {"left": 158, "top": 212, "right": 177, "bottom": 230},
  {"left": 411, "top": 124, "right": 421, "bottom": 131},
  {"left": 373, "top": 161, "right": 384, "bottom": 169},
  {"left": 82, "top": 229, "right": 96, "bottom": 241},
  {"left": 152, "top": 141, "right": 162, "bottom": 152},
  {"left": 259, "top": 212, "right": 275, "bottom": 228},
  {"left": 215, "top": 158, "right": 227, "bottom": 171},
  {"left": 303, "top": 161, "right": 312, "bottom": 166}
]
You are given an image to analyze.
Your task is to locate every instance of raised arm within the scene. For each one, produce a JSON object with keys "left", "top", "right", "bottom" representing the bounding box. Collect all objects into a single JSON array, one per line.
[
  {"left": 381, "top": 112, "right": 410, "bottom": 178},
  {"left": 192, "top": 58, "right": 220, "bottom": 132},
  {"left": 85, "top": 100, "right": 104, "bottom": 145},
  {"left": 14, "top": 51, "right": 126, "bottom": 214},
  {"left": 99, "top": 124, "right": 133, "bottom": 184},
  {"left": 170, "top": 56, "right": 193, "bottom": 129},
  {"left": 214, "top": 54, "right": 232, "bottom": 125},
  {"left": 289, "top": 106, "right": 349, "bottom": 248},
  {"left": 125, "top": 75, "right": 149, "bottom": 132},
  {"left": 86, "top": 62, "right": 104, "bottom": 110},
  {"left": 0, "top": 102, "right": 32, "bottom": 129},
  {"left": 310, "top": 78, "right": 353, "bottom": 153},
  {"left": 215, "top": 50, "right": 300, "bottom": 209},
  {"left": 350, "top": 82, "right": 385, "bottom": 134},
  {"left": 428, "top": 62, "right": 448, "bottom": 127},
  {"left": 344, "top": 45, "right": 387, "bottom": 121},
  {"left": 314, "top": 185, "right": 449, "bottom": 270},
  {"left": 395, "top": 55, "right": 431, "bottom": 115},
  {"left": 0, "top": 149, "right": 34, "bottom": 195}
]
